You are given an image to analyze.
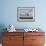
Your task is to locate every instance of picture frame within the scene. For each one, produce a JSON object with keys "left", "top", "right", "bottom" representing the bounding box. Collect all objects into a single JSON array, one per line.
[{"left": 17, "top": 7, "right": 35, "bottom": 22}]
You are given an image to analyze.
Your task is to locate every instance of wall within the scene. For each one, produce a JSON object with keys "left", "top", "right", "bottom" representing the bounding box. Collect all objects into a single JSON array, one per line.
[{"left": 0, "top": 0, "right": 46, "bottom": 29}]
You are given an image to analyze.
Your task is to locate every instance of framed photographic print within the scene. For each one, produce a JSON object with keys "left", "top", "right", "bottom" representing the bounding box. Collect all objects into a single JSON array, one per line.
[{"left": 17, "top": 7, "right": 35, "bottom": 22}]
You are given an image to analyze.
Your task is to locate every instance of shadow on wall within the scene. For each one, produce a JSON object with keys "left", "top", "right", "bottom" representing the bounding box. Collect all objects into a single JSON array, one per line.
[{"left": 0, "top": 24, "right": 7, "bottom": 43}]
